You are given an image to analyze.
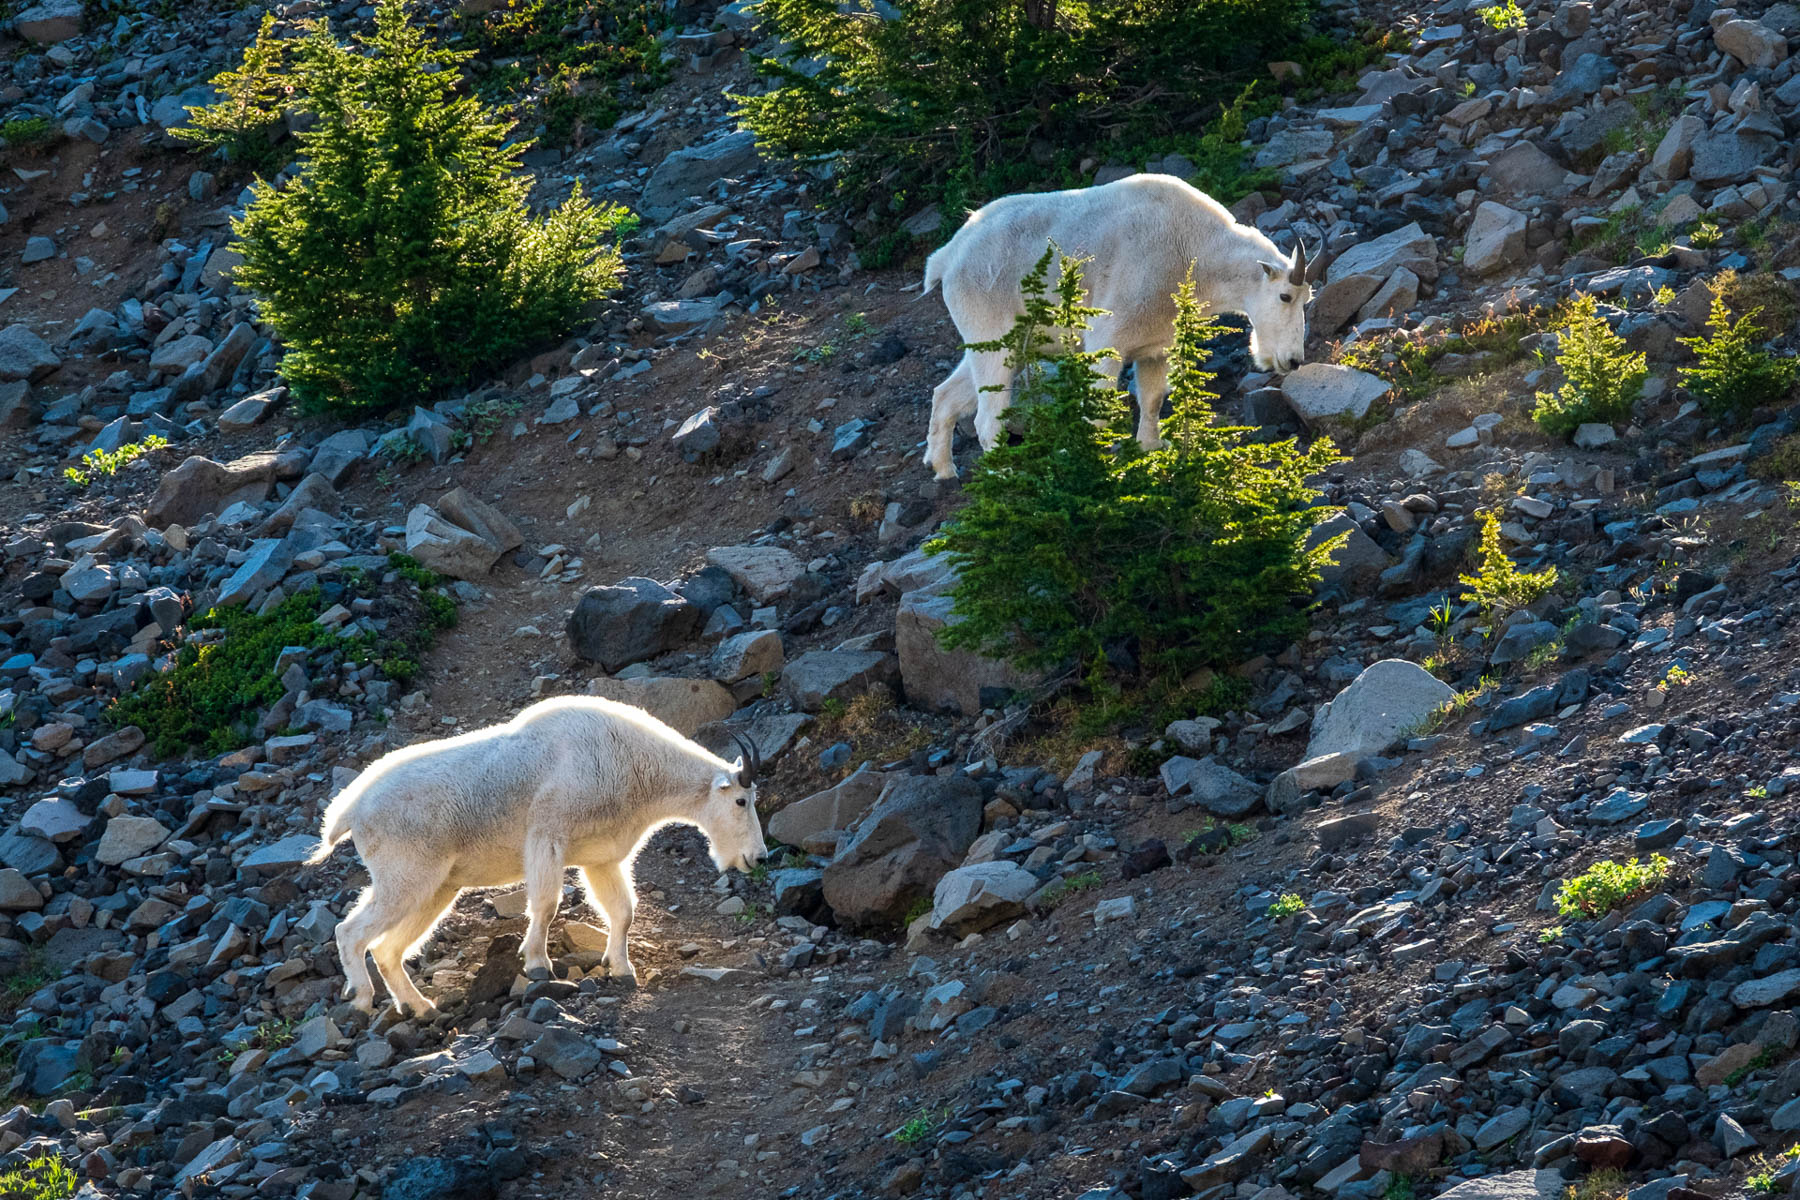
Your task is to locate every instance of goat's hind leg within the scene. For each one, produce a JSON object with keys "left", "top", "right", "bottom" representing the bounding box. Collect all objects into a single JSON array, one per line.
[
  {"left": 333, "top": 886, "right": 383, "bottom": 1013},
  {"left": 521, "top": 833, "right": 568, "bottom": 979},
  {"left": 968, "top": 349, "right": 1015, "bottom": 452},
  {"left": 368, "top": 883, "right": 457, "bottom": 1018},
  {"left": 925, "top": 355, "right": 977, "bottom": 480}
]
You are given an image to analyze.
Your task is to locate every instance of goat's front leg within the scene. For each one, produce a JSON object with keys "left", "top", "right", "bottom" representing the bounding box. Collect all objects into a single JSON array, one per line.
[
  {"left": 1131, "top": 355, "right": 1169, "bottom": 451},
  {"left": 521, "top": 834, "right": 567, "bottom": 979},
  {"left": 579, "top": 860, "right": 639, "bottom": 983}
]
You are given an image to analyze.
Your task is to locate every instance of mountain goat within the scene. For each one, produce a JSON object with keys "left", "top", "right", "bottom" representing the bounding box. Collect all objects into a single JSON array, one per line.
[
  {"left": 308, "top": 695, "right": 768, "bottom": 1015},
  {"left": 921, "top": 173, "right": 1312, "bottom": 479}
]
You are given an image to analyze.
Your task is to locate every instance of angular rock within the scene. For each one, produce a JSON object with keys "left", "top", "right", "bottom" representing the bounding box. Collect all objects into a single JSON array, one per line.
[
  {"left": 768, "top": 763, "right": 887, "bottom": 848},
  {"left": 147, "top": 453, "right": 277, "bottom": 528},
  {"left": 780, "top": 649, "right": 895, "bottom": 712},
  {"left": 585, "top": 676, "right": 736, "bottom": 736},
  {"left": 896, "top": 568, "right": 1040, "bottom": 715},
  {"left": 405, "top": 504, "right": 502, "bottom": 581},
  {"left": 0, "top": 324, "right": 61, "bottom": 382},
  {"left": 710, "top": 629, "right": 784, "bottom": 683},
  {"left": 822, "top": 775, "right": 983, "bottom": 926},
  {"left": 1281, "top": 363, "right": 1391, "bottom": 424},
  {"left": 640, "top": 130, "right": 762, "bottom": 218},
  {"left": 567, "top": 577, "right": 699, "bottom": 670},
  {"left": 1327, "top": 222, "right": 1438, "bottom": 283},
  {"left": 1465, "top": 202, "right": 1529, "bottom": 276},
  {"left": 95, "top": 815, "right": 170, "bottom": 865},
  {"left": 705, "top": 544, "right": 805, "bottom": 602},
  {"left": 930, "top": 862, "right": 1038, "bottom": 934}
]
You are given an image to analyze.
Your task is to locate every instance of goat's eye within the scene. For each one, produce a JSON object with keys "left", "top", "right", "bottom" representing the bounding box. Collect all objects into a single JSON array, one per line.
[
  {"left": 1280, "top": 293, "right": 1293, "bottom": 303},
  {"left": 736, "top": 796, "right": 747, "bottom": 807}
]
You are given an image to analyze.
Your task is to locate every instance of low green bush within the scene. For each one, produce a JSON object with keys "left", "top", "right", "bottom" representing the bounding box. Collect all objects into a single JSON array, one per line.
[
  {"left": 1555, "top": 855, "right": 1670, "bottom": 918},
  {"left": 1532, "top": 293, "right": 1647, "bottom": 438},
  {"left": 738, "top": 0, "right": 1309, "bottom": 235},
  {"left": 1459, "top": 508, "right": 1558, "bottom": 627},
  {"left": 109, "top": 554, "right": 455, "bottom": 758},
  {"left": 227, "top": 0, "right": 631, "bottom": 412},
  {"left": 926, "top": 248, "right": 1342, "bottom": 688}
]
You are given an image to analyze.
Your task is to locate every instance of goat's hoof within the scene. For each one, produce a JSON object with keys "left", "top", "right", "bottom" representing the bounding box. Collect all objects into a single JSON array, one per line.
[
  {"left": 607, "top": 963, "right": 638, "bottom": 984},
  {"left": 524, "top": 965, "right": 552, "bottom": 983}
]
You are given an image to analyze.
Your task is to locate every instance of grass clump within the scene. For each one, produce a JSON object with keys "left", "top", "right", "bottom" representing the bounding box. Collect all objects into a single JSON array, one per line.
[
  {"left": 1, "top": 948, "right": 50, "bottom": 1018},
  {"left": 63, "top": 435, "right": 169, "bottom": 489},
  {"left": 893, "top": 1106, "right": 948, "bottom": 1146},
  {"left": 1554, "top": 855, "right": 1670, "bottom": 919},
  {"left": 1567, "top": 1168, "right": 1629, "bottom": 1200},
  {"left": 227, "top": 0, "right": 631, "bottom": 413},
  {"left": 1459, "top": 509, "right": 1558, "bottom": 627},
  {"left": 1532, "top": 294, "right": 1647, "bottom": 439},
  {"left": 0, "top": 1155, "right": 77, "bottom": 1200},
  {"left": 1037, "top": 869, "right": 1103, "bottom": 910},
  {"left": 1746, "top": 1146, "right": 1800, "bottom": 1194},
  {"left": 1266, "top": 892, "right": 1305, "bottom": 920},
  {"left": 926, "top": 248, "right": 1342, "bottom": 691},
  {"left": 1727, "top": 1046, "right": 1783, "bottom": 1087},
  {"left": 737, "top": 0, "right": 1308, "bottom": 239},
  {"left": 1678, "top": 289, "right": 1798, "bottom": 422}
]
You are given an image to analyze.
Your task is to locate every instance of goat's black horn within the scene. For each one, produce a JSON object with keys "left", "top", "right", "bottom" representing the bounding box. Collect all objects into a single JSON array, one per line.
[{"left": 731, "top": 732, "right": 758, "bottom": 785}]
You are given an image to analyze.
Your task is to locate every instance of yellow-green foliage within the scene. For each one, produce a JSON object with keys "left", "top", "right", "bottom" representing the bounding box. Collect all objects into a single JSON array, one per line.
[
  {"left": 1678, "top": 289, "right": 1798, "bottom": 421},
  {"left": 172, "top": 12, "right": 291, "bottom": 169},
  {"left": 1555, "top": 855, "right": 1670, "bottom": 918},
  {"left": 64, "top": 435, "right": 170, "bottom": 489},
  {"left": 1267, "top": 893, "right": 1305, "bottom": 919},
  {"left": 1459, "top": 509, "right": 1558, "bottom": 625},
  {"left": 1477, "top": 0, "right": 1526, "bottom": 29},
  {"left": 1533, "top": 294, "right": 1647, "bottom": 438},
  {"left": 0, "top": 1155, "right": 77, "bottom": 1200}
]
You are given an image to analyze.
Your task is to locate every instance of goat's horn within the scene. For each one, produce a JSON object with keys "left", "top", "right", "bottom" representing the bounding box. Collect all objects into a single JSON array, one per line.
[
  {"left": 730, "top": 732, "right": 758, "bottom": 786},
  {"left": 1289, "top": 239, "right": 1308, "bottom": 285}
]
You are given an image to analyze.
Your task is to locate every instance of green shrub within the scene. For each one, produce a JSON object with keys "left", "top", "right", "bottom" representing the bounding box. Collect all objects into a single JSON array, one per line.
[
  {"left": 1476, "top": 0, "right": 1527, "bottom": 30},
  {"left": 0, "top": 1155, "right": 76, "bottom": 1200},
  {"left": 231, "top": 0, "right": 631, "bottom": 412},
  {"left": 1267, "top": 892, "right": 1305, "bottom": 919},
  {"left": 459, "top": 0, "right": 671, "bottom": 144},
  {"left": 1, "top": 115, "right": 54, "bottom": 148},
  {"left": 1678, "top": 289, "right": 1799, "bottom": 421},
  {"left": 1554, "top": 855, "right": 1670, "bottom": 918},
  {"left": 926, "top": 249, "right": 1342, "bottom": 686},
  {"left": 1532, "top": 293, "right": 1647, "bottom": 438},
  {"left": 1459, "top": 508, "right": 1558, "bottom": 627},
  {"left": 1037, "top": 868, "right": 1103, "bottom": 910},
  {"left": 63, "top": 435, "right": 169, "bottom": 489},
  {"left": 737, "top": 0, "right": 1308, "bottom": 231},
  {"left": 172, "top": 12, "right": 291, "bottom": 170}
]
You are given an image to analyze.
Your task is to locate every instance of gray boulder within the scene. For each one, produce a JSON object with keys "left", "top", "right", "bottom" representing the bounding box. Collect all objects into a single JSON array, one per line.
[
  {"left": 930, "top": 862, "right": 1039, "bottom": 934},
  {"left": 0, "top": 324, "right": 61, "bottom": 382},
  {"left": 641, "top": 130, "right": 762, "bottom": 218},
  {"left": 1281, "top": 363, "right": 1390, "bottom": 424},
  {"left": 1306, "top": 659, "right": 1455, "bottom": 759},
  {"left": 1326, "top": 222, "right": 1438, "bottom": 283},
  {"left": 780, "top": 649, "right": 895, "bottom": 712},
  {"left": 405, "top": 503, "right": 502, "bottom": 580},
  {"left": 585, "top": 676, "right": 736, "bottom": 735},
  {"left": 566, "top": 577, "right": 699, "bottom": 670},
  {"left": 768, "top": 763, "right": 887, "bottom": 848},
  {"left": 147, "top": 452, "right": 277, "bottom": 528},
  {"left": 896, "top": 564, "right": 1039, "bottom": 715},
  {"left": 822, "top": 775, "right": 983, "bottom": 926}
]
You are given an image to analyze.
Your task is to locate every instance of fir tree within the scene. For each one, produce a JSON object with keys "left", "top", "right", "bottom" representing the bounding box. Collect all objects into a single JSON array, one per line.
[
  {"left": 1678, "top": 289, "right": 1798, "bottom": 422},
  {"left": 927, "top": 248, "right": 1343, "bottom": 686},
  {"left": 173, "top": 12, "right": 292, "bottom": 171},
  {"left": 231, "top": 0, "right": 631, "bottom": 412},
  {"left": 1532, "top": 293, "right": 1647, "bottom": 440}
]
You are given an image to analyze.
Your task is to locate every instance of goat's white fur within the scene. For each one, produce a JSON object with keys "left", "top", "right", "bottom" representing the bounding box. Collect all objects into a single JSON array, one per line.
[
  {"left": 309, "top": 695, "right": 768, "bottom": 1015},
  {"left": 921, "top": 173, "right": 1311, "bottom": 479}
]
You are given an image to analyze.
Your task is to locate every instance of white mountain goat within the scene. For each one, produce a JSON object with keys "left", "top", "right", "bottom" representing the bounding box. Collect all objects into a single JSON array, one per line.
[
  {"left": 307, "top": 695, "right": 768, "bottom": 1015},
  {"left": 920, "top": 173, "right": 1312, "bottom": 479}
]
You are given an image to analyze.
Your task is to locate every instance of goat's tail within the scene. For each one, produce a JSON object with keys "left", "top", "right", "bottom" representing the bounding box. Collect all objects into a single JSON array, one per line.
[
  {"left": 921, "top": 244, "right": 948, "bottom": 299},
  {"left": 306, "top": 769, "right": 371, "bottom": 864}
]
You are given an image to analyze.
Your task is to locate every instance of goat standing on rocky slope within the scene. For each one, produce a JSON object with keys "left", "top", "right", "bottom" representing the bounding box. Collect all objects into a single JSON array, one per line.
[
  {"left": 308, "top": 695, "right": 768, "bottom": 1015},
  {"left": 921, "top": 173, "right": 1311, "bottom": 479}
]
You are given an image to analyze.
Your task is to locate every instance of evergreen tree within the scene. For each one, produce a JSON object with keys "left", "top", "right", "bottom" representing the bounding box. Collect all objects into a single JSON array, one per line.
[
  {"left": 1678, "top": 290, "right": 1798, "bottom": 422},
  {"left": 927, "top": 248, "right": 1344, "bottom": 686},
  {"left": 231, "top": 0, "right": 630, "bottom": 411},
  {"left": 172, "top": 12, "right": 292, "bottom": 171}
]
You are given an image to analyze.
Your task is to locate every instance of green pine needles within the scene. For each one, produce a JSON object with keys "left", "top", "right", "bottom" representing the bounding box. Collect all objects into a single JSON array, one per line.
[
  {"left": 736, "top": 0, "right": 1306, "bottom": 228},
  {"left": 229, "top": 0, "right": 632, "bottom": 412},
  {"left": 172, "top": 12, "right": 292, "bottom": 171},
  {"left": 1459, "top": 508, "right": 1557, "bottom": 627},
  {"left": 926, "top": 248, "right": 1344, "bottom": 687},
  {"left": 1532, "top": 293, "right": 1647, "bottom": 439},
  {"left": 1678, "top": 289, "right": 1798, "bottom": 422}
]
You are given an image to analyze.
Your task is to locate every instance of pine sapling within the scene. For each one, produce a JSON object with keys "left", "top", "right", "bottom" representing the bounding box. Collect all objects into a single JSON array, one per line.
[
  {"left": 1533, "top": 293, "right": 1647, "bottom": 439},
  {"left": 1678, "top": 289, "right": 1798, "bottom": 421}
]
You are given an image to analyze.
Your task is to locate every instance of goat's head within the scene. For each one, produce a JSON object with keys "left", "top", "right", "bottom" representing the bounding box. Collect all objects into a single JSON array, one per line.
[
  {"left": 701, "top": 733, "right": 769, "bottom": 874},
  {"left": 1243, "top": 240, "right": 1311, "bottom": 374}
]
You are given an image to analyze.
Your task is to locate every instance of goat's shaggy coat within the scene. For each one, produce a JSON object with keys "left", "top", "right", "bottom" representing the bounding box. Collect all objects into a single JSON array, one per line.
[
  {"left": 310, "top": 695, "right": 768, "bottom": 1014},
  {"left": 921, "top": 173, "right": 1311, "bottom": 479}
]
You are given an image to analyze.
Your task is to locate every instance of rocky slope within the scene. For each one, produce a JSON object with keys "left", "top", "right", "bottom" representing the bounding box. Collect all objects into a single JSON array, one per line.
[{"left": 2, "top": 0, "right": 1800, "bottom": 1197}]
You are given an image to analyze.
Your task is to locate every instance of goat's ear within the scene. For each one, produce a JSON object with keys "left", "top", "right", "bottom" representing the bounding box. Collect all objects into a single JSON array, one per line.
[
  {"left": 712, "top": 768, "right": 736, "bottom": 792},
  {"left": 1259, "top": 260, "right": 1286, "bottom": 282}
]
